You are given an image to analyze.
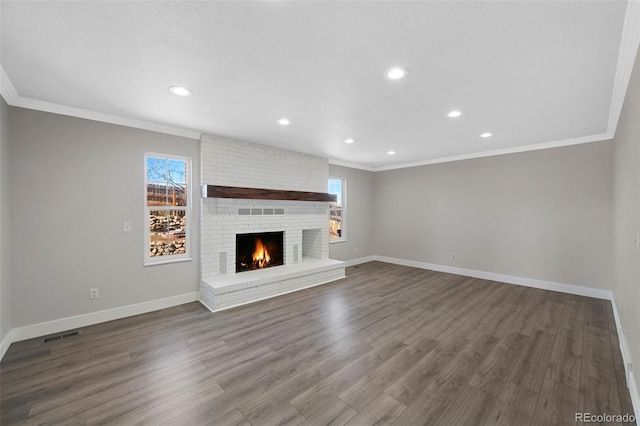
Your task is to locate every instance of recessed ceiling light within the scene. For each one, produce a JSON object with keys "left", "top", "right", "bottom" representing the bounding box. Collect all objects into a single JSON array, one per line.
[
  {"left": 278, "top": 118, "right": 290, "bottom": 126},
  {"left": 344, "top": 138, "right": 355, "bottom": 144},
  {"left": 387, "top": 150, "right": 396, "bottom": 155},
  {"left": 168, "top": 86, "right": 191, "bottom": 96},
  {"left": 480, "top": 132, "right": 492, "bottom": 138},
  {"left": 384, "top": 67, "right": 408, "bottom": 80},
  {"left": 448, "top": 110, "right": 462, "bottom": 118}
]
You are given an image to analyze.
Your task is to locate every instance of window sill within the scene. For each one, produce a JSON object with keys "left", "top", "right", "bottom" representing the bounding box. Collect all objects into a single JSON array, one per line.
[
  {"left": 329, "top": 238, "right": 347, "bottom": 244},
  {"left": 144, "top": 257, "right": 193, "bottom": 267}
]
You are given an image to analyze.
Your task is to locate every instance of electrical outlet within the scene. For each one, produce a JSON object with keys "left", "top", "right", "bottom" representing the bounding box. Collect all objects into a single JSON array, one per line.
[
  {"left": 90, "top": 288, "right": 99, "bottom": 299},
  {"left": 123, "top": 221, "right": 132, "bottom": 232},
  {"left": 451, "top": 253, "right": 456, "bottom": 260},
  {"left": 354, "top": 247, "right": 358, "bottom": 253}
]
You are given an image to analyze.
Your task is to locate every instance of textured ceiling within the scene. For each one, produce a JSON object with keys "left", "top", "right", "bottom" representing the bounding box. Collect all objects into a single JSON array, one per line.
[{"left": 0, "top": 1, "right": 631, "bottom": 169}]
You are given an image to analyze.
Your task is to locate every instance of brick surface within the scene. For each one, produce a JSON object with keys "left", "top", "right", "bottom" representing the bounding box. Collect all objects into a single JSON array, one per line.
[{"left": 200, "top": 134, "right": 333, "bottom": 279}]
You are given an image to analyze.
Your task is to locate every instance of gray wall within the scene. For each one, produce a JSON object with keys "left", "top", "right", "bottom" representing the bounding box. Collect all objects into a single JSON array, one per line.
[
  {"left": 328, "top": 164, "right": 375, "bottom": 262},
  {"left": 9, "top": 108, "right": 200, "bottom": 328},
  {"left": 373, "top": 142, "right": 614, "bottom": 290},
  {"left": 613, "top": 45, "right": 640, "bottom": 394},
  {"left": 0, "top": 97, "right": 10, "bottom": 343}
]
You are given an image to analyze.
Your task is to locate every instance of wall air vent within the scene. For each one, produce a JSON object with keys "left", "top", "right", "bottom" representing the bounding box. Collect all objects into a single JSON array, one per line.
[{"left": 219, "top": 252, "right": 228, "bottom": 275}]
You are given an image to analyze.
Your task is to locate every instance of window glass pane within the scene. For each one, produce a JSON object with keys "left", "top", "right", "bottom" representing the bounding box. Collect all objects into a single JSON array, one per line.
[
  {"left": 328, "top": 179, "right": 342, "bottom": 207},
  {"left": 147, "top": 157, "right": 189, "bottom": 207},
  {"left": 168, "top": 159, "right": 187, "bottom": 183},
  {"left": 149, "top": 210, "right": 187, "bottom": 257},
  {"left": 328, "top": 178, "right": 343, "bottom": 239},
  {"left": 169, "top": 159, "right": 187, "bottom": 206},
  {"left": 168, "top": 210, "right": 186, "bottom": 232},
  {"left": 168, "top": 183, "right": 186, "bottom": 207},
  {"left": 169, "top": 210, "right": 187, "bottom": 255},
  {"left": 147, "top": 156, "right": 168, "bottom": 206},
  {"left": 149, "top": 210, "right": 169, "bottom": 257},
  {"left": 147, "top": 182, "right": 167, "bottom": 206},
  {"left": 146, "top": 157, "right": 168, "bottom": 183},
  {"left": 330, "top": 208, "right": 342, "bottom": 239}
]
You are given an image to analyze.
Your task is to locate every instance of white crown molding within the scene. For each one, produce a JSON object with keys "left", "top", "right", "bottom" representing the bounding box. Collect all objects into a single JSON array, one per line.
[
  {"left": 14, "top": 96, "right": 202, "bottom": 140},
  {"left": 607, "top": 0, "right": 640, "bottom": 136},
  {"left": 338, "top": 2, "right": 639, "bottom": 173},
  {"left": 329, "top": 159, "right": 375, "bottom": 172},
  {"left": 4, "top": 0, "right": 640, "bottom": 173},
  {"left": 1, "top": 63, "right": 622, "bottom": 174},
  {"left": 0, "top": 65, "right": 201, "bottom": 140},
  {"left": 371, "top": 132, "right": 613, "bottom": 172}
]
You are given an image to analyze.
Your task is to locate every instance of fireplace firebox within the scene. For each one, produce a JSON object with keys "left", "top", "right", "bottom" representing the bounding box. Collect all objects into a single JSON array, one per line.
[{"left": 236, "top": 231, "right": 284, "bottom": 273}]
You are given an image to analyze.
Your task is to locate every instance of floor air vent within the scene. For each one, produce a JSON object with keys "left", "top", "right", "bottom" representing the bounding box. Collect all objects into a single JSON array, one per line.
[{"left": 43, "top": 331, "right": 79, "bottom": 343}]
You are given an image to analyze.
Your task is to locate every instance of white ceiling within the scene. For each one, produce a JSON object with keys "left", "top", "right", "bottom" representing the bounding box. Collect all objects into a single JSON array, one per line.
[{"left": 1, "top": 1, "right": 637, "bottom": 170}]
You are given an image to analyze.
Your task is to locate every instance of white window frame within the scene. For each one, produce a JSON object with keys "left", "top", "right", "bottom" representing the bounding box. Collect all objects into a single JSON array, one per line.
[
  {"left": 144, "top": 153, "right": 192, "bottom": 266},
  {"left": 328, "top": 177, "right": 347, "bottom": 243}
]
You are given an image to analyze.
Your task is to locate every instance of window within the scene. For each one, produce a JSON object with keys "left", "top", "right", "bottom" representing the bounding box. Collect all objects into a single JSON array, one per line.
[
  {"left": 328, "top": 177, "right": 346, "bottom": 242},
  {"left": 145, "top": 154, "right": 191, "bottom": 265}
]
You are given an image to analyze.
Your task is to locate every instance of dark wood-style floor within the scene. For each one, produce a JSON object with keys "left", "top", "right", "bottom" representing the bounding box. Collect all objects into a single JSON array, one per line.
[{"left": 0, "top": 262, "right": 635, "bottom": 425}]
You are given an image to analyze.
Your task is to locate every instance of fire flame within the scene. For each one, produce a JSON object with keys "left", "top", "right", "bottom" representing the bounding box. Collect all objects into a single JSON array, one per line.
[{"left": 252, "top": 238, "right": 271, "bottom": 268}]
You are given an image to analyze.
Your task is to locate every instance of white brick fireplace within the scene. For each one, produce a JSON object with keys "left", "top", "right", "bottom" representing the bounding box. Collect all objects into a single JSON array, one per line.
[{"left": 199, "top": 135, "right": 345, "bottom": 311}]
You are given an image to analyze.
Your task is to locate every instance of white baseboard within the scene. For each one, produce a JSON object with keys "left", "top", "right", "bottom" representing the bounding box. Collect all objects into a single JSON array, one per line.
[
  {"left": 373, "top": 255, "right": 613, "bottom": 300},
  {"left": 611, "top": 300, "right": 639, "bottom": 424},
  {"left": 629, "top": 371, "right": 640, "bottom": 426},
  {"left": 1, "top": 292, "right": 198, "bottom": 361},
  {"left": 343, "top": 255, "right": 375, "bottom": 267},
  {"left": 611, "top": 300, "right": 634, "bottom": 383},
  {"left": 374, "top": 255, "right": 639, "bottom": 421},
  {"left": 0, "top": 328, "right": 15, "bottom": 360},
  {"left": 2, "top": 257, "right": 638, "bottom": 421}
]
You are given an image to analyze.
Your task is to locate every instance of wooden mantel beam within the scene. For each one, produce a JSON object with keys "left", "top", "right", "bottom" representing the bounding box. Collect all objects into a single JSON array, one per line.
[{"left": 201, "top": 185, "right": 337, "bottom": 202}]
